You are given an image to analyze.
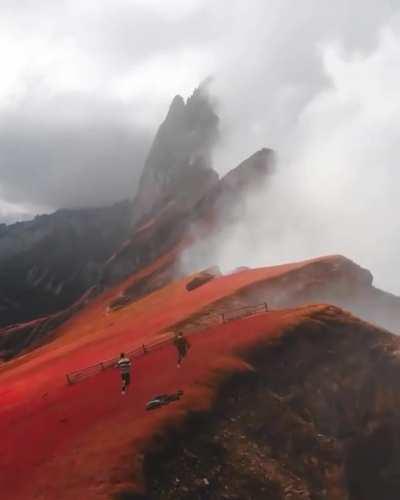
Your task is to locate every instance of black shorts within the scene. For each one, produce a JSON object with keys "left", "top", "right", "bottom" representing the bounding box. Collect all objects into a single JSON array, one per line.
[{"left": 121, "top": 372, "right": 130, "bottom": 385}]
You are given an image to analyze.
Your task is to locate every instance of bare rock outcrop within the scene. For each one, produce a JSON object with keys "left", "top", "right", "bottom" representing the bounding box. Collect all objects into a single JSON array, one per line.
[{"left": 132, "top": 86, "right": 220, "bottom": 227}]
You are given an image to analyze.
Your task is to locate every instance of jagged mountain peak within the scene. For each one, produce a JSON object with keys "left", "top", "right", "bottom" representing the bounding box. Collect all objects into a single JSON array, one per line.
[
  {"left": 132, "top": 85, "right": 220, "bottom": 226},
  {"left": 164, "top": 94, "right": 185, "bottom": 122},
  {"left": 221, "top": 147, "right": 276, "bottom": 192}
]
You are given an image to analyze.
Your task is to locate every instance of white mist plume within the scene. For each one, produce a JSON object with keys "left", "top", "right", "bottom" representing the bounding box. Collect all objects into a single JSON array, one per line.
[{"left": 183, "top": 28, "right": 400, "bottom": 295}]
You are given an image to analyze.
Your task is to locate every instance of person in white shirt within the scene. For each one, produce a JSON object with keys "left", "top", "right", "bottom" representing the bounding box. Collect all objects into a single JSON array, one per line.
[{"left": 117, "top": 352, "right": 132, "bottom": 395}]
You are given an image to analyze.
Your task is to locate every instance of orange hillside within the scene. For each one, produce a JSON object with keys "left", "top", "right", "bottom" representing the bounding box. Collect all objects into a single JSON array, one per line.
[{"left": 0, "top": 256, "right": 340, "bottom": 499}]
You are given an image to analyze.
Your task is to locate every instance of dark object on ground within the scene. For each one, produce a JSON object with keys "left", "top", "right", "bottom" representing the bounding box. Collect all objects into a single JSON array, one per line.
[
  {"left": 186, "top": 273, "right": 215, "bottom": 292},
  {"left": 146, "top": 390, "right": 184, "bottom": 411}
]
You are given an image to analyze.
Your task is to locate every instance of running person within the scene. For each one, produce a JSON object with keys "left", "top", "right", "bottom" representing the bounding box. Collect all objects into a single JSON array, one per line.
[
  {"left": 173, "top": 332, "right": 190, "bottom": 367},
  {"left": 117, "top": 352, "right": 132, "bottom": 394}
]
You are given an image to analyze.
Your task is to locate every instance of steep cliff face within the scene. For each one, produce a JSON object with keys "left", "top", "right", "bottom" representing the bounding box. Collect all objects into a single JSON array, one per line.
[
  {"left": 132, "top": 87, "right": 220, "bottom": 226},
  {"left": 0, "top": 201, "right": 131, "bottom": 327},
  {"left": 189, "top": 147, "right": 276, "bottom": 231},
  {"left": 219, "top": 147, "right": 275, "bottom": 193}
]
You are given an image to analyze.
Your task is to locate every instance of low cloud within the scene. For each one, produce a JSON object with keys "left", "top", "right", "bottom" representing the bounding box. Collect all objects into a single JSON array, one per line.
[{"left": 0, "top": 89, "right": 150, "bottom": 212}]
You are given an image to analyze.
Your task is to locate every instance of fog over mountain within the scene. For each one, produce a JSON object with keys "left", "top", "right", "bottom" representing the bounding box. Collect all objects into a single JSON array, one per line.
[{"left": 1, "top": 0, "right": 400, "bottom": 292}]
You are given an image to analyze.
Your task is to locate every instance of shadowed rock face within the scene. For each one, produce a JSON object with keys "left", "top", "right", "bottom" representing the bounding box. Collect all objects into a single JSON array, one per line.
[
  {"left": 220, "top": 147, "right": 276, "bottom": 193},
  {"left": 0, "top": 201, "right": 131, "bottom": 327},
  {"left": 132, "top": 87, "right": 220, "bottom": 227},
  {"left": 189, "top": 147, "right": 276, "bottom": 231},
  {"left": 0, "top": 285, "right": 99, "bottom": 361}
]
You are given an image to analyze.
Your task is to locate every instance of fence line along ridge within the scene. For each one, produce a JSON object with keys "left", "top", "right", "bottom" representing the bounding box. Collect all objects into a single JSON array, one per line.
[{"left": 65, "top": 302, "right": 268, "bottom": 385}]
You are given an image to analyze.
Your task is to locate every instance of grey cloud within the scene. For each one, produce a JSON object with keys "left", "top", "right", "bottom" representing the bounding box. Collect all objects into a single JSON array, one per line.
[
  {"left": 0, "top": 0, "right": 221, "bottom": 74},
  {"left": 210, "top": 0, "right": 400, "bottom": 170},
  {"left": 0, "top": 88, "right": 151, "bottom": 211}
]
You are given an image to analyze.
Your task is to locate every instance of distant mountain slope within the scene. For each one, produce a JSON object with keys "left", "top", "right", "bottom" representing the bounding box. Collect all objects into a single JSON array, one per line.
[{"left": 0, "top": 201, "right": 131, "bottom": 327}]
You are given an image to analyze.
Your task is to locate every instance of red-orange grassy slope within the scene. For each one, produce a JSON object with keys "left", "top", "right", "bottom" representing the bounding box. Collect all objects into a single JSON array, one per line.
[{"left": 0, "top": 257, "right": 337, "bottom": 499}]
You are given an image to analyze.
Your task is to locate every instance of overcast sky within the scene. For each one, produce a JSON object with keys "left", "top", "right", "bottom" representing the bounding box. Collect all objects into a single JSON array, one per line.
[{"left": 1, "top": 1, "right": 400, "bottom": 291}]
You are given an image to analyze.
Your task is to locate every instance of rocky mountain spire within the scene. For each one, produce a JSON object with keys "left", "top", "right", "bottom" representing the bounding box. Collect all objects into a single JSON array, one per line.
[{"left": 132, "top": 85, "right": 220, "bottom": 226}]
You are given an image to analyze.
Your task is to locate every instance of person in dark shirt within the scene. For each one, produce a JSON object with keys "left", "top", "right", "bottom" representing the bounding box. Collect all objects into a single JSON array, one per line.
[
  {"left": 117, "top": 352, "right": 132, "bottom": 395},
  {"left": 173, "top": 332, "right": 190, "bottom": 367}
]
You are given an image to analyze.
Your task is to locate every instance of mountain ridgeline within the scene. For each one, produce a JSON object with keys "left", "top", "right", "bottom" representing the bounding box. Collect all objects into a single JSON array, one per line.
[{"left": 0, "top": 85, "right": 399, "bottom": 361}]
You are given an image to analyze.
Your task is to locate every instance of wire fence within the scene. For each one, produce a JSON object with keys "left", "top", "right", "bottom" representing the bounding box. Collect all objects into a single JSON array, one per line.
[
  {"left": 65, "top": 302, "right": 268, "bottom": 385},
  {"left": 221, "top": 303, "right": 268, "bottom": 322}
]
